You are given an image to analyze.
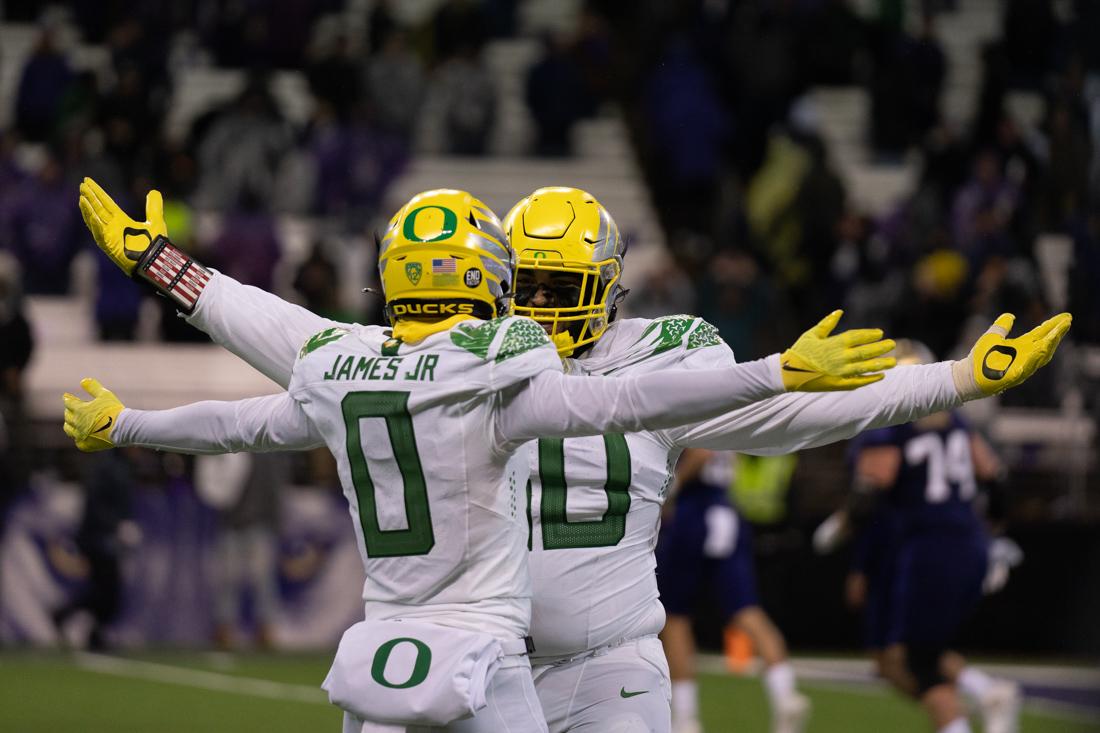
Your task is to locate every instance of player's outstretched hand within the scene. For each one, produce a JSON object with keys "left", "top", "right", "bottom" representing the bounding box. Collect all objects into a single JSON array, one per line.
[
  {"left": 78, "top": 177, "right": 167, "bottom": 276},
  {"left": 62, "top": 378, "right": 124, "bottom": 452},
  {"left": 780, "top": 310, "right": 896, "bottom": 392},
  {"left": 952, "top": 312, "right": 1071, "bottom": 400}
]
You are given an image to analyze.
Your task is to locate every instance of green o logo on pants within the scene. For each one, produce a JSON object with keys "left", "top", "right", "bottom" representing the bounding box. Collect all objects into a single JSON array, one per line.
[
  {"left": 402, "top": 206, "right": 458, "bottom": 243},
  {"left": 370, "top": 637, "right": 432, "bottom": 689}
]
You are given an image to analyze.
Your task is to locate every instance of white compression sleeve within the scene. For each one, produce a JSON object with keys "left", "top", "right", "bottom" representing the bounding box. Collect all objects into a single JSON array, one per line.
[
  {"left": 496, "top": 354, "right": 783, "bottom": 449},
  {"left": 113, "top": 393, "right": 324, "bottom": 454},
  {"left": 663, "top": 361, "right": 961, "bottom": 453},
  {"left": 187, "top": 272, "right": 344, "bottom": 389}
]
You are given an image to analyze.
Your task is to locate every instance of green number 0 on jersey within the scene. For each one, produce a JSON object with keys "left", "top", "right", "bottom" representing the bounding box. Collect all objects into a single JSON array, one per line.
[
  {"left": 537, "top": 434, "right": 632, "bottom": 549},
  {"left": 342, "top": 391, "right": 435, "bottom": 557}
]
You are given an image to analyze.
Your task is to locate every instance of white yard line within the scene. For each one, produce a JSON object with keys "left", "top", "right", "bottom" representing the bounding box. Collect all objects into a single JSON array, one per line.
[{"left": 72, "top": 653, "right": 329, "bottom": 705}]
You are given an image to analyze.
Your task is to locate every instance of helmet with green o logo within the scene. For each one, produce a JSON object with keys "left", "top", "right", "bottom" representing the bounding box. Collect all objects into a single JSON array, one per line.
[{"left": 378, "top": 189, "right": 514, "bottom": 323}]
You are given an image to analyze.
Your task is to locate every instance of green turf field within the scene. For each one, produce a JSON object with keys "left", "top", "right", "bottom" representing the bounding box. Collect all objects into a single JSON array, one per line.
[{"left": 0, "top": 651, "right": 1094, "bottom": 732}]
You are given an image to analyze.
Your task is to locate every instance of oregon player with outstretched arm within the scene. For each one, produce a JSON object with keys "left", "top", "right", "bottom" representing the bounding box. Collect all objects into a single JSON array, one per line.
[
  {"left": 68, "top": 186, "right": 896, "bottom": 733},
  {"left": 75, "top": 181, "right": 1069, "bottom": 733}
]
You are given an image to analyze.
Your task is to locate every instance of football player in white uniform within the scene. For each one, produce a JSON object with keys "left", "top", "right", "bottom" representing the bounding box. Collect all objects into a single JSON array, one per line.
[
  {"left": 75, "top": 181, "right": 1070, "bottom": 732},
  {"left": 69, "top": 185, "right": 898, "bottom": 733}
]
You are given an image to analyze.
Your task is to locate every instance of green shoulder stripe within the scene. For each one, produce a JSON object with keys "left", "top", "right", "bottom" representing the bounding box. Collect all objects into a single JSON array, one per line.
[
  {"left": 450, "top": 317, "right": 506, "bottom": 359},
  {"left": 636, "top": 315, "right": 696, "bottom": 357},
  {"left": 496, "top": 318, "right": 551, "bottom": 362},
  {"left": 299, "top": 327, "right": 349, "bottom": 358}
]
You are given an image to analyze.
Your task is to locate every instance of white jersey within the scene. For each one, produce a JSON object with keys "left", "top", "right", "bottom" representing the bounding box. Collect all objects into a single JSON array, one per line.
[
  {"left": 175, "top": 274, "right": 962, "bottom": 657},
  {"left": 286, "top": 317, "right": 556, "bottom": 639},
  {"left": 527, "top": 316, "right": 730, "bottom": 657}
]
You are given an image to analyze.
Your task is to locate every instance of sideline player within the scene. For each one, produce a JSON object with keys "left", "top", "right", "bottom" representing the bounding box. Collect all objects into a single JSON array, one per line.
[
  {"left": 816, "top": 340, "right": 1022, "bottom": 733},
  {"left": 657, "top": 447, "right": 808, "bottom": 733},
  {"left": 67, "top": 187, "right": 895, "bottom": 732},
  {"left": 77, "top": 181, "right": 1069, "bottom": 732}
]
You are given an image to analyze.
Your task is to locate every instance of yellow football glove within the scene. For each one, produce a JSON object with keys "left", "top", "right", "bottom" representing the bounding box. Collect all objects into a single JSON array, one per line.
[
  {"left": 78, "top": 177, "right": 167, "bottom": 276},
  {"left": 781, "top": 310, "right": 897, "bottom": 392},
  {"left": 952, "top": 312, "right": 1072, "bottom": 400},
  {"left": 62, "top": 378, "right": 125, "bottom": 452}
]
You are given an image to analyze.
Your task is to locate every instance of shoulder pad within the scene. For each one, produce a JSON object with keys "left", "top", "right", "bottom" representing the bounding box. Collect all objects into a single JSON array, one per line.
[
  {"left": 450, "top": 316, "right": 552, "bottom": 362},
  {"left": 636, "top": 315, "right": 723, "bottom": 354}
]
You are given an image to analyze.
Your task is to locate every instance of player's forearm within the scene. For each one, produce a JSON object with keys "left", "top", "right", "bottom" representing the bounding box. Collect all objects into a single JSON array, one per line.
[
  {"left": 684, "top": 362, "right": 961, "bottom": 454},
  {"left": 187, "top": 272, "right": 342, "bottom": 388},
  {"left": 113, "top": 393, "right": 322, "bottom": 453},
  {"left": 502, "top": 355, "right": 783, "bottom": 443}
]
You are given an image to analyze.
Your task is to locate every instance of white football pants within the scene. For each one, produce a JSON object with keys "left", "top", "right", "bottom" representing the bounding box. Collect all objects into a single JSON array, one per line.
[{"left": 531, "top": 635, "right": 672, "bottom": 733}]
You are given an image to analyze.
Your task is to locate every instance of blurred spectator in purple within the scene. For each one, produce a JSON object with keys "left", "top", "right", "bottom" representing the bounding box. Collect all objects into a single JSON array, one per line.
[
  {"left": 307, "top": 29, "right": 361, "bottom": 122},
  {"left": 365, "top": 30, "right": 425, "bottom": 142},
  {"left": 625, "top": 252, "right": 696, "bottom": 321},
  {"left": 95, "top": 252, "right": 145, "bottom": 341},
  {"left": 867, "top": 15, "right": 945, "bottom": 157},
  {"left": 0, "top": 253, "right": 34, "bottom": 519},
  {"left": 308, "top": 102, "right": 408, "bottom": 228},
  {"left": 1067, "top": 213, "right": 1100, "bottom": 345},
  {"left": 431, "top": 0, "right": 488, "bottom": 63},
  {"left": 1038, "top": 95, "right": 1092, "bottom": 230},
  {"left": 15, "top": 27, "right": 73, "bottom": 143},
  {"left": 195, "top": 76, "right": 294, "bottom": 210},
  {"left": 800, "top": 0, "right": 866, "bottom": 86},
  {"left": 1002, "top": 0, "right": 1057, "bottom": 88},
  {"left": 571, "top": 7, "right": 613, "bottom": 111},
  {"left": 644, "top": 35, "right": 729, "bottom": 238},
  {"left": 526, "top": 33, "right": 589, "bottom": 157},
  {"left": 368, "top": 0, "right": 398, "bottom": 53},
  {"left": 432, "top": 46, "right": 497, "bottom": 155},
  {"left": 98, "top": 64, "right": 160, "bottom": 180},
  {"left": 697, "top": 249, "right": 781, "bottom": 359},
  {"left": 293, "top": 244, "right": 359, "bottom": 323},
  {"left": 5, "top": 154, "right": 82, "bottom": 294},
  {"left": 951, "top": 149, "right": 1020, "bottom": 265},
  {"left": 206, "top": 188, "right": 282, "bottom": 291}
]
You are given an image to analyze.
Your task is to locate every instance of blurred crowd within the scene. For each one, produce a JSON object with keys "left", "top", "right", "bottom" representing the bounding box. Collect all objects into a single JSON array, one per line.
[{"left": 612, "top": 0, "right": 1099, "bottom": 400}]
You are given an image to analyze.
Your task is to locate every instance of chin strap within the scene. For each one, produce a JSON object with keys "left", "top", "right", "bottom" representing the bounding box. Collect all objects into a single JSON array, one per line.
[
  {"left": 391, "top": 314, "right": 477, "bottom": 344},
  {"left": 550, "top": 330, "right": 576, "bottom": 357}
]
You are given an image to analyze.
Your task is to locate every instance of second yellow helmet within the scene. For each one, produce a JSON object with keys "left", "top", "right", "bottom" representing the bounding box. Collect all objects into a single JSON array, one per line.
[{"left": 504, "top": 187, "right": 626, "bottom": 356}]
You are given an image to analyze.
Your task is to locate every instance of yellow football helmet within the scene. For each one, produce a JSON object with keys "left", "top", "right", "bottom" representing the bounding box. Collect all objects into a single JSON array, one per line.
[
  {"left": 504, "top": 187, "right": 626, "bottom": 356},
  {"left": 378, "top": 189, "right": 514, "bottom": 323}
]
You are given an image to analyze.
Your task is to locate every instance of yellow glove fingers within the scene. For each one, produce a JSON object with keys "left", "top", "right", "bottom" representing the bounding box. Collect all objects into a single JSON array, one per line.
[
  {"left": 986, "top": 312, "right": 1016, "bottom": 338},
  {"left": 62, "top": 392, "right": 83, "bottom": 409},
  {"left": 839, "top": 356, "right": 897, "bottom": 377},
  {"left": 79, "top": 181, "right": 113, "bottom": 223},
  {"left": 810, "top": 310, "right": 844, "bottom": 338},
  {"left": 1037, "top": 316, "right": 1072, "bottom": 367},
  {"left": 82, "top": 177, "right": 123, "bottom": 220},
  {"left": 845, "top": 339, "right": 896, "bottom": 362},
  {"left": 78, "top": 196, "right": 106, "bottom": 233},
  {"left": 1025, "top": 313, "right": 1071, "bottom": 344},
  {"left": 838, "top": 328, "right": 885, "bottom": 348},
  {"left": 145, "top": 189, "right": 164, "bottom": 225},
  {"left": 63, "top": 422, "right": 78, "bottom": 439},
  {"left": 81, "top": 377, "right": 108, "bottom": 399}
]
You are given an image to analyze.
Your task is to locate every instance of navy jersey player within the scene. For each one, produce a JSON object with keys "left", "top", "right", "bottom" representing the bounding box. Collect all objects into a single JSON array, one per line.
[
  {"left": 657, "top": 449, "right": 809, "bottom": 733},
  {"left": 817, "top": 340, "right": 1021, "bottom": 733}
]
